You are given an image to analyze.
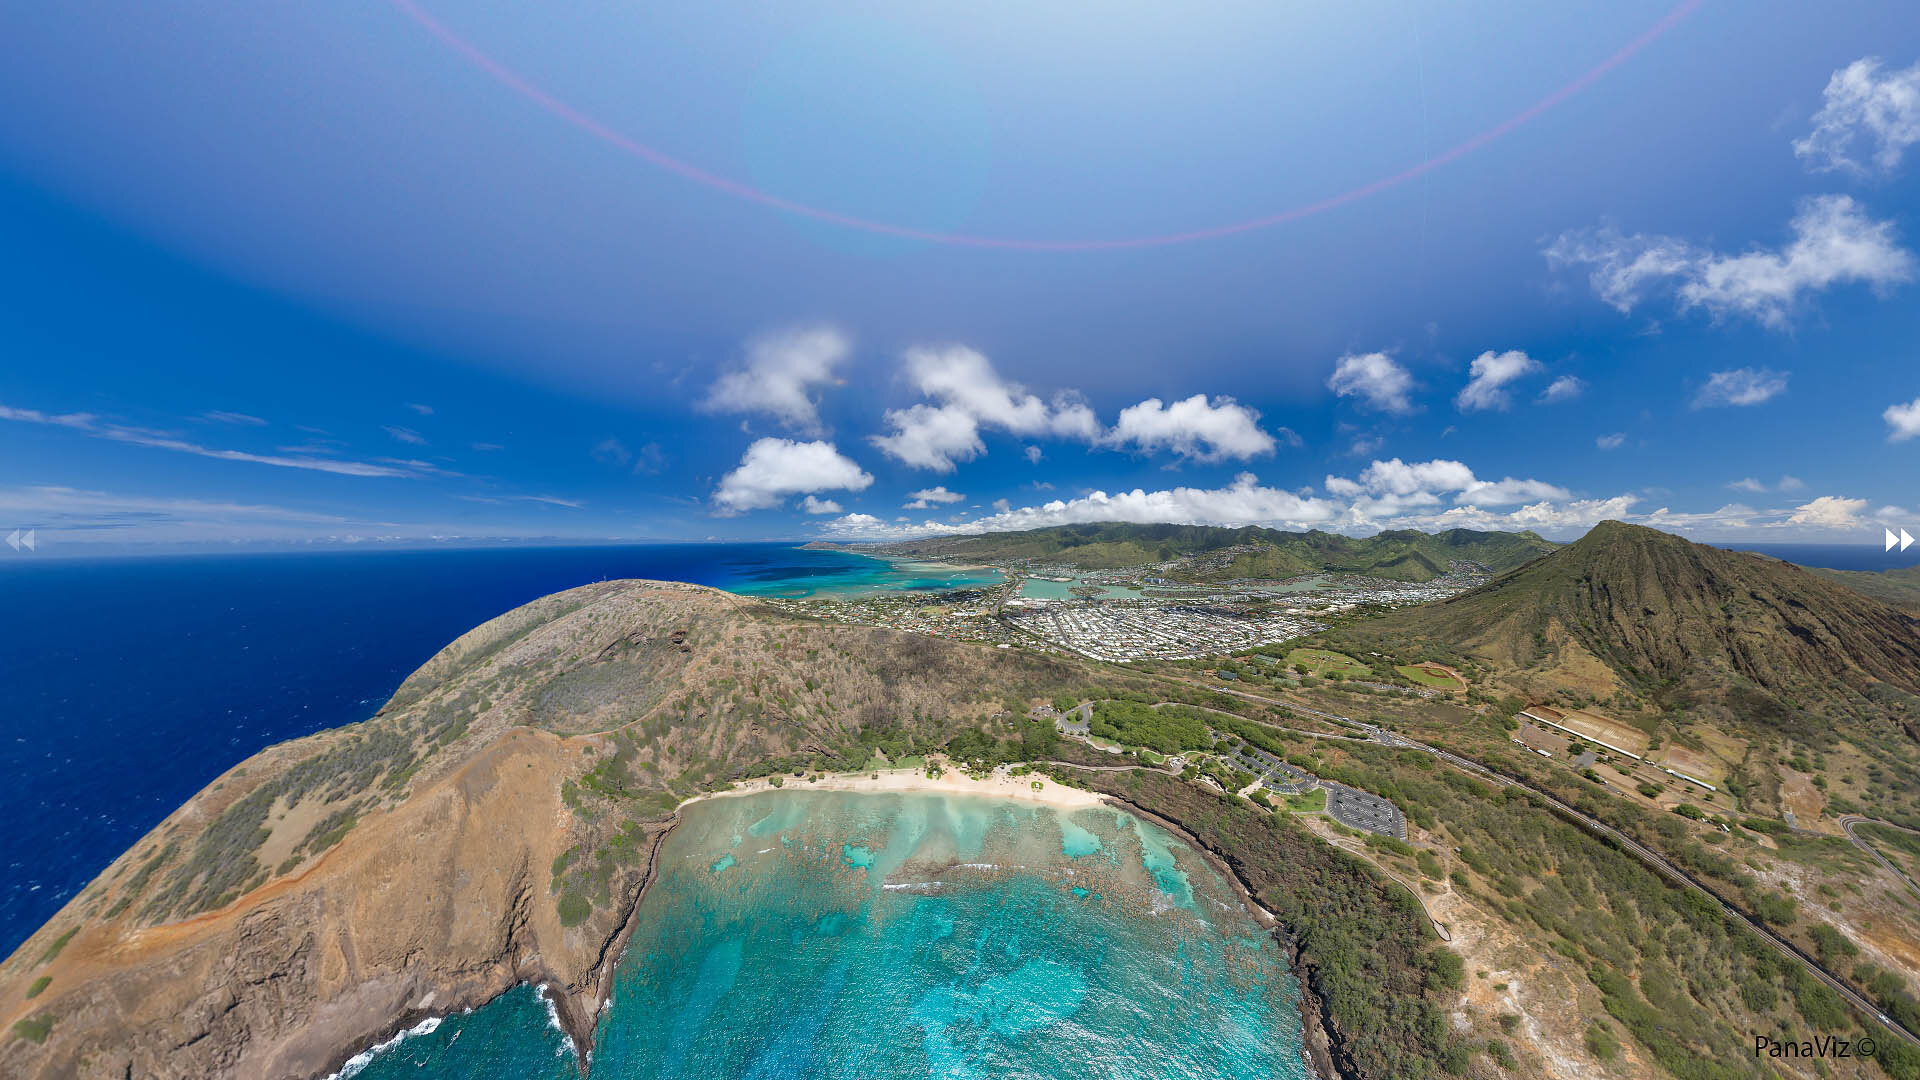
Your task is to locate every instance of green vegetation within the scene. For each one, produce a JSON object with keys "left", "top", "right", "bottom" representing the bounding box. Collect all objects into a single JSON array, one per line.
[
  {"left": 861, "top": 522, "right": 1554, "bottom": 581},
  {"left": 1751, "top": 889, "right": 1798, "bottom": 927},
  {"left": 1809, "top": 923, "right": 1859, "bottom": 967},
  {"left": 12, "top": 1014, "right": 52, "bottom": 1043},
  {"left": 1286, "top": 648, "right": 1372, "bottom": 678},
  {"left": 944, "top": 717, "right": 1059, "bottom": 770},
  {"left": 25, "top": 976, "right": 50, "bottom": 999},
  {"left": 1282, "top": 788, "right": 1328, "bottom": 812},
  {"left": 1394, "top": 664, "right": 1463, "bottom": 689},
  {"left": 1583, "top": 1021, "right": 1619, "bottom": 1061},
  {"left": 1811, "top": 563, "right": 1920, "bottom": 612},
  {"left": 1088, "top": 700, "right": 1212, "bottom": 755},
  {"left": 140, "top": 688, "right": 483, "bottom": 920},
  {"left": 1062, "top": 768, "right": 1459, "bottom": 1078},
  {"left": 36, "top": 926, "right": 78, "bottom": 966},
  {"left": 555, "top": 891, "right": 592, "bottom": 927}
]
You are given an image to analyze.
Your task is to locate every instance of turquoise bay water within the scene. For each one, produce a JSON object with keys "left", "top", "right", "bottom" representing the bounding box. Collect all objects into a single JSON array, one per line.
[
  {"left": 350, "top": 791, "right": 1307, "bottom": 1079},
  {"left": 730, "top": 551, "right": 1002, "bottom": 599},
  {"left": 1016, "top": 575, "right": 1140, "bottom": 601}
]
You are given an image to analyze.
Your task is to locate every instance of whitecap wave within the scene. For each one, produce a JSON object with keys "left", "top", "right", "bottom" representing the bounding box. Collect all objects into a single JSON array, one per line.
[
  {"left": 534, "top": 983, "right": 578, "bottom": 1060},
  {"left": 324, "top": 1015, "right": 446, "bottom": 1080}
]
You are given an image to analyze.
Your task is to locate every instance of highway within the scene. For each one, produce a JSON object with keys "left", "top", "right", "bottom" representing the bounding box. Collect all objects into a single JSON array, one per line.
[{"left": 1169, "top": 678, "right": 1920, "bottom": 1050}]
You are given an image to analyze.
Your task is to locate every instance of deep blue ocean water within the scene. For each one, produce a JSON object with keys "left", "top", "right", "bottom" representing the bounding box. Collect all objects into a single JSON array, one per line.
[
  {"left": 347, "top": 791, "right": 1307, "bottom": 1080},
  {"left": 0, "top": 543, "right": 997, "bottom": 956},
  {"left": 1710, "top": 542, "right": 1920, "bottom": 572}
]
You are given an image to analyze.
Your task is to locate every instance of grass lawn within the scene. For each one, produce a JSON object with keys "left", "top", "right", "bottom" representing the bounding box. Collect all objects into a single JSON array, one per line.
[
  {"left": 1285, "top": 648, "right": 1373, "bottom": 678},
  {"left": 1137, "top": 748, "right": 1166, "bottom": 764},
  {"left": 1283, "top": 788, "right": 1328, "bottom": 812},
  {"left": 1395, "top": 663, "right": 1466, "bottom": 689}
]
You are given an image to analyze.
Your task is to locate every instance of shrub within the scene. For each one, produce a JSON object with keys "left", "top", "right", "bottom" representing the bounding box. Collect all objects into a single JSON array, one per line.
[{"left": 556, "top": 892, "right": 593, "bottom": 927}]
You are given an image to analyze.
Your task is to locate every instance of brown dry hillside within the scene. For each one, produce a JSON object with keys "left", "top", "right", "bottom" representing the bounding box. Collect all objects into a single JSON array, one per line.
[{"left": 0, "top": 580, "right": 1096, "bottom": 1080}]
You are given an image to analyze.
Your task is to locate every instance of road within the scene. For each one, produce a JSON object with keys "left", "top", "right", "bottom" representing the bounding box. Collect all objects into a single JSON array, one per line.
[
  {"left": 1839, "top": 815, "right": 1920, "bottom": 901},
  {"left": 1166, "top": 677, "right": 1920, "bottom": 1049}
]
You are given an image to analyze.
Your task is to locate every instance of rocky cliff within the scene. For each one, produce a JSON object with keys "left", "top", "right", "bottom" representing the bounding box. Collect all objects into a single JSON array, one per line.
[{"left": 0, "top": 580, "right": 1083, "bottom": 1078}]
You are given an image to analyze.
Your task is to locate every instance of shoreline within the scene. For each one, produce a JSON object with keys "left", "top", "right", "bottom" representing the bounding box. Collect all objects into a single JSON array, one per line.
[
  {"left": 329, "top": 767, "right": 1322, "bottom": 1080},
  {"left": 685, "top": 761, "right": 1109, "bottom": 812},
  {"left": 1093, "top": 789, "right": 1342, "bottom": 1080}
]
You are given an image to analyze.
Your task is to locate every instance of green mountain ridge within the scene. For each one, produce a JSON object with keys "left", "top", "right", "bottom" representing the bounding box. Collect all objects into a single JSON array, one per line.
[
  {"left": 834, "top": 523, "right": 1558, "bottom": 582},
  {"left": 1339, "top": 520, "right": 1920, "bottom": 718}
]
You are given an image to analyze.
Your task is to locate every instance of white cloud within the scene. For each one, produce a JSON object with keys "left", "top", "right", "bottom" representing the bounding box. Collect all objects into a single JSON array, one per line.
[
  {"left": 1387, "top": 495, "right": 1641, "bottom": 535},
  {"left": 1729, "top": 476, "right": 1805, "bottom": 494},
  {"left": 590, "top": 438, "right": 667, "bottom": 475},
  {"left": 1885, "top": 396, "right": 1920, "bottom": 441},
  {"left": 0, "top": 402, "right": 422, "bottom": 478},
  {"left": 1327, "top": 351, "right": 1414, "bottom": 414},
  {"left": 199, "top": 410, "right": 267, "bottom": 426},
  {"left": 1024, "top": 445, "right": 1044, "bottom": 464},
  {"left": 1786, "top": 495, "right": 1868, "bottom": 528},
  {"left": 711, "top": 438, "right": 873, "bottom": 515},
  {"left": 1348, "top": 433, "right": 1385, "bottom": 457},
  {"left": 406, "top": 402, "right": 435, "bottom": 416},
  {"left": 0, "top": 484, "right": 350, "bottom": 526},
  {"left": 1538, "top": 375, "right": 1585, "bottom": 404},
  {"left": 1326, "top": 458, "right": 1569, "bottom": 519},
  {"left": 592, "top": 437, "right": 632, "bottom": 466},
  {"left": 1692, "top": 368, "right": 1789, "bottom": 409},
  {"left": 817, "top": 474, "right": 1340, "bottom": 538},
  {"left": 382, "top": 425, "right": 427, "bottom": 445},
  {"left": 1596, "top": 433, "right": 1626, "bottom": 450},
  {"left": 871, "top": 346, "right": 1097, "bottom": 471},
  {"left": 701, "top": 325, "right": 850, "bottom": 436},
  {"left": 869, "top": 403, "right": 984, "bottom": 473},
  {"left": 1545, "top": 229, "right": 1697, "bottom": 313},
  {"left": 458, "top": 493, "right": 584, "bottom": 509},
  {"left": 1105, "top": 394, "right": 1277, "bottom": 462},
  {"left": 1546, "top": 195, "right": 1915, "bottom": 329},
  {"left": 967, "top": 474, "right": 1338, "bottom": 531},
  {"left": 903, "top": 485, "right": 965, "bottom": 509},
  {"left": 1794, "top": 57, "right": 1920, "bottom": 176},
  {"left": 811, "top": 461, "right": 1878, "bottom": 542},
  {"left": 799, "top": 495, "right": 843, "bottom": 515},
  {"left": 1455, "top": 350, "right": 1541, "bottom": 412}
]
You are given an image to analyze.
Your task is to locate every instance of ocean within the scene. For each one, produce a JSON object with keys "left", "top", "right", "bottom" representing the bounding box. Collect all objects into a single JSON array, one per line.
[
  {"left": 346, "top": 790, "right": 1308, "bottom": 1080},
  {"left": 1709, "top": 542, "right": 1920, "bottom": 572},
  {"left": 0, "top": 543, "right": 999, "bottom": 956}
]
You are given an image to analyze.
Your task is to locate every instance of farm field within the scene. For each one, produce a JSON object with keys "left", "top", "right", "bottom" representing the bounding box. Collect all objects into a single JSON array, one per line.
[
  {"left": 1394, "top": 662, "right": 1466, "bottom": 690},
  {"left": 1285, "top": 647, "right": 1372, "bottom": 678}
]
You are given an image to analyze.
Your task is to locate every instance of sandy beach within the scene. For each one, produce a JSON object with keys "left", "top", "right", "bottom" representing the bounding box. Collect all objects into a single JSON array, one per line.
[{"left": 687, "top": 760, "right": 1110, "bottom": 812}]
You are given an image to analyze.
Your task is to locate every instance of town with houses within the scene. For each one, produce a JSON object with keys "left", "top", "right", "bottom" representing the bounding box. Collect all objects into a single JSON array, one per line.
[{"left": 759, "top": 549, "right": 1492, "bottom": 664}]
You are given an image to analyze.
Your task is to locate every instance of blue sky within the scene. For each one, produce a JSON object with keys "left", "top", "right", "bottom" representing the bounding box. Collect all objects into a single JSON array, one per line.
[{"left": 1, "top": 0, "right": 1917, "bottom": 551}]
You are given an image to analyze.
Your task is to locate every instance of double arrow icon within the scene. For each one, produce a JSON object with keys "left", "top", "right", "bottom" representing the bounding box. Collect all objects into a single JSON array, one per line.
[
  {"left": 5, "top": 529, "right": 34, "bottom": 552},
  {"left": 1888, "top": 527, "right": 1915, "bottom": 552}
]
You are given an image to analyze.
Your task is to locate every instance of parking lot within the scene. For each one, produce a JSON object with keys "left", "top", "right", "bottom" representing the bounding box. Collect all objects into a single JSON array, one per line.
[
  {"left": 1323, "top": 783, "right": 1406, "bottom": 839},
  {"left": 1221, "top": 741, "right": 1316, "bottom": 795}
]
